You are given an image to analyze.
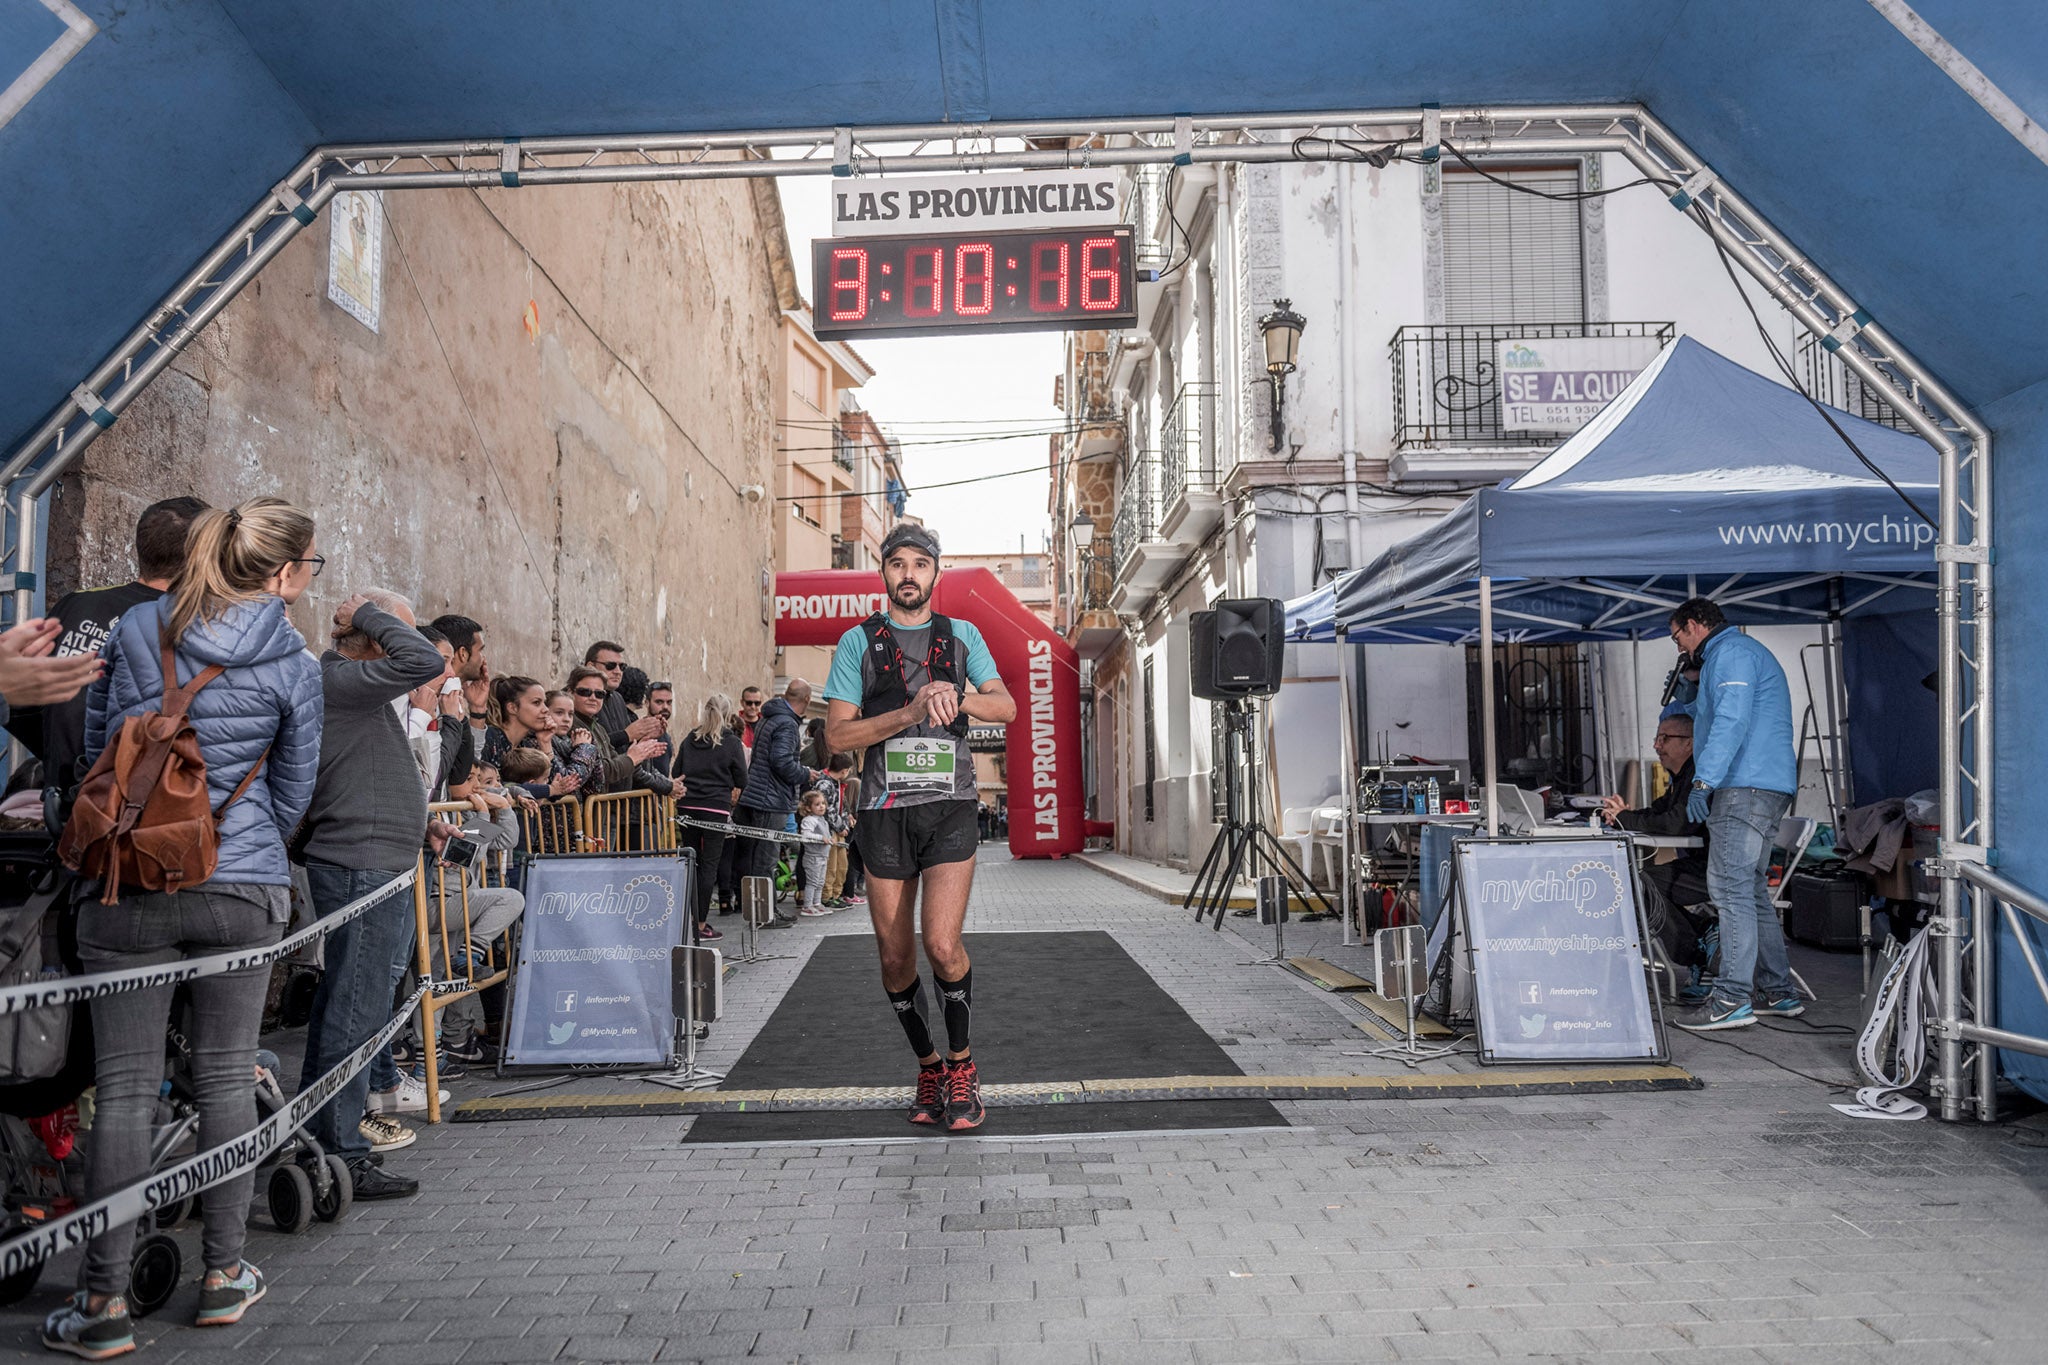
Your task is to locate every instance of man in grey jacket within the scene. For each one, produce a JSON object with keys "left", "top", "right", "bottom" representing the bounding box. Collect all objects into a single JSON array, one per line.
[{"left": 299, "top": 590, "right": 448, "bottom": 1201}]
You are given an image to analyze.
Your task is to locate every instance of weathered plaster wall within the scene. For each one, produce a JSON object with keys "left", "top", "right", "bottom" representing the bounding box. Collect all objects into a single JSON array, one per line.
[{"left": 48, "top": 176, "right": 783, "bottom": 700}]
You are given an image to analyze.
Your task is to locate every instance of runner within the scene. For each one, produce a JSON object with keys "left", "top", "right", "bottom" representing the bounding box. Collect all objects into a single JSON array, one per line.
[{"left": 823, "top": 524, "right": 1015, "bottom": 1130}]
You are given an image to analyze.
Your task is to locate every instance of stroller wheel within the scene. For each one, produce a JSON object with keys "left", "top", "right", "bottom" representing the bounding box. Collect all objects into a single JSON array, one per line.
[
  {"left": 267, "top": 1163, "right": 314, "bottom": 1234},
  {"left": 154, "top": 1194, "right": 195, "bottom": 1230},
  {"left": 312, "top": 1154, "right": 353, "bottom": 1223},
  {"left": 0, "top": 1255, "right": 41, "bottom": 1307},
  {"left": 128, "top": 1234, "right": 181, "bottom": 1318}
]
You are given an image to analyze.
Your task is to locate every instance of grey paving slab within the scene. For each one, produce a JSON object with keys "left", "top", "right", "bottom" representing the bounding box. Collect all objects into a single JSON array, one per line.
[{"left": 6, "top": 849, "right": 2047, "bottom": 1364}]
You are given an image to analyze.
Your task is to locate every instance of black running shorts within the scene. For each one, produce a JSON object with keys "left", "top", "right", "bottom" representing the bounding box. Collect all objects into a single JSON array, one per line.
[{"left": 854, "top": 801, "right": 979, "bottom": 881}]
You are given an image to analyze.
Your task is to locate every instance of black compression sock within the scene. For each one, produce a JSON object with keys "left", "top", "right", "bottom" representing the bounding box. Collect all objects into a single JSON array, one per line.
[
  {"left": 886, "top": 979, "right": 935, "bottom": 1060},
  {"left": 933, "top": 969, "right": 972, "bottom": 1055}
]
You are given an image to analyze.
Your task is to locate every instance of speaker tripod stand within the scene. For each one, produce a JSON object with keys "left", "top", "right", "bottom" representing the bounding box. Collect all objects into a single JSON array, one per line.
[{"left": 1185, "top": 699, "right": 1334, "bottom": 943}]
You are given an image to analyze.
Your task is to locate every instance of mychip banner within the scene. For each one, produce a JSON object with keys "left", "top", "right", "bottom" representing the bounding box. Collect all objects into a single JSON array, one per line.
[
  {"left": 505, "top": 855, "right": 686, "bottom": 1067},
  {"left": 1453, "top": 836, "right": 1664, "bottom": 1063}
]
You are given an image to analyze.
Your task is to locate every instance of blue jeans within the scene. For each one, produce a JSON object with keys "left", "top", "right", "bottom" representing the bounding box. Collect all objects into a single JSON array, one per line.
[
  {"left": 302, "top": 860, "right": 416, "bottom": 1158},
  {"left": 1705, "top": 786, "right": 1795, "bottom": 1007}
]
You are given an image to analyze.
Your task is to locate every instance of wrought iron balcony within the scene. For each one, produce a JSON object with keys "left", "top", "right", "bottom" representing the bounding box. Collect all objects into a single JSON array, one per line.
[
  {"left": 1111, "top": 454, "right": 1161, "bottom": 578},
  {"left": 1795, "top": 329, "right": 1917, "bottom": 432},
  {"left": 1075, "top": 347, "right": 1117, "bottom": 423},
  {"left": 1123, "top": 165, "right": 1172, "bottom": 270},
  {"left": 1389, "top": 322, "right": 1675, "bottom": 450},
  {"left": 1160, "top": 382, "right": 1217, "bottom": 501},
  {"left": 1074, "top": 552, "right": 1115, "bottom": 611},
  {"left": 832, "top": 418, "right": 858, "bottom": 471}
]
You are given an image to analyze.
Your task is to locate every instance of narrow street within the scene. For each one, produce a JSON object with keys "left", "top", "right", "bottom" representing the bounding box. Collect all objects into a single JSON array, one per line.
[{"left": 27, "top": 851, "right": 2045, "bottom": 1364}]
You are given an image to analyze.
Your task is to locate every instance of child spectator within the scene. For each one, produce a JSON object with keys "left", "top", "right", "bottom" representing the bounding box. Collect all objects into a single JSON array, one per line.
[{"left": 797, "top": 791, "right": 833, "bottom": 918}]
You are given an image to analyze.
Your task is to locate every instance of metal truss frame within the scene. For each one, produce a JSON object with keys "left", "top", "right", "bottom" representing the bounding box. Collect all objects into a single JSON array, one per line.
[{"left": 0, "top": 105, "right": 2011, "bottom": 1118}]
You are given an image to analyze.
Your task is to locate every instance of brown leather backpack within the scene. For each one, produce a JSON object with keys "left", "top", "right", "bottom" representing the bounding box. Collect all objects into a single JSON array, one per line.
[{"left": 58, "top": 644, "right": 267, "bottom": 905}]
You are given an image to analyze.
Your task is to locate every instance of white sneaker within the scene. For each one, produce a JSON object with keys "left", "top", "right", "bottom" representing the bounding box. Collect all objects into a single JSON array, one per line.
[
  {"left": 799, "top": 906, "right": 831, "bottom": 917},
  {"left": 359, "top": 1113, "right": 417, "bottom": 1152},
  {"left": 367, "top": 1072, "right": 449, "bottom": 1114}
]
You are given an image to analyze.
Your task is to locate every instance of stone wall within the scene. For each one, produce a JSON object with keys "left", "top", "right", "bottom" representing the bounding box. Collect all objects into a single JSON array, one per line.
[{"left": 47, "top": 175, "right": 787, "bottom": 701}]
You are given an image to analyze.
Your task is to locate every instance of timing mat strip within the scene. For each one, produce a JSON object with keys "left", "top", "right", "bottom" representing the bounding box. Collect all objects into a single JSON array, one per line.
[{"left": 450, "top": 1065, "right": 1698, "bottom": 1121}]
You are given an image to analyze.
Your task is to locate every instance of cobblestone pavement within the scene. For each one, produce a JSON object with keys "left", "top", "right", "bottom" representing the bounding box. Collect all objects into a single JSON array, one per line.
[{"left": 10, "top": 850, "right": 2048, "bottom": 1363}]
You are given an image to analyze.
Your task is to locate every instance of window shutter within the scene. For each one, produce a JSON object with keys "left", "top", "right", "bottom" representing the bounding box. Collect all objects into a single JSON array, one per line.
[{"left": 1442, "top": 168, "right": 1585, "bottom": 324}]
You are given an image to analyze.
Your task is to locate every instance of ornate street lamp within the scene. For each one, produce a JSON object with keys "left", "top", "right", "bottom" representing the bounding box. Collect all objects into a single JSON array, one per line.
[{"left": 1257, "top": 299, "right": 1307, "bottom": 453}]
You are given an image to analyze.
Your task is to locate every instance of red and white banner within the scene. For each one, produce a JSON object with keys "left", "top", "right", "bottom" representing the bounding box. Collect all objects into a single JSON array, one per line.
[{"left": 775, "top": 569, "right": 1085, "bottom": 859}]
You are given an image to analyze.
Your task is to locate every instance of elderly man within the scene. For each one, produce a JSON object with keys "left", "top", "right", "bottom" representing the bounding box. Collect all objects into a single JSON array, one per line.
[
  {"left": 298, "top": 589, "right": 448, "bottom": 1200},
  {"left": 1602, "top": 713, "right": 1714, "bottom": 995}
]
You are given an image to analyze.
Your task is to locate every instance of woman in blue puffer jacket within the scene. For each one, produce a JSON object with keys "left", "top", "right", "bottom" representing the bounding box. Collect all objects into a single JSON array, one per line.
[{"left": 45, "top": 498, "right": 323, "bottom": 1358}]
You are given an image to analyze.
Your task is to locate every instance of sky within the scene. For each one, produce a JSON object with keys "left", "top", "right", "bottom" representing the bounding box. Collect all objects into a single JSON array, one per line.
[{"left": 777, "top": 179, "right": 1064, "bottom": 558}]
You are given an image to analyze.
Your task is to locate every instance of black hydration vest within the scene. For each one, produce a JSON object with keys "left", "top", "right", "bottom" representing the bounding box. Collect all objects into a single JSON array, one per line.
[{"left": 858, "top": 612, "right": 971, "bottom": 740}]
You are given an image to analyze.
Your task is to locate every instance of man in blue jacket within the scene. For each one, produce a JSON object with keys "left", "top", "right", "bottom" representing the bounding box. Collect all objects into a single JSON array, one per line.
[{"left": 1668, "top": 597, "right": 1801, "bottom": 1031}]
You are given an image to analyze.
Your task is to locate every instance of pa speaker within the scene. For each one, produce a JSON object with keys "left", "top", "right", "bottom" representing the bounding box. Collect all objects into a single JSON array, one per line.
[{"left": 1190, "top": 597, "right": 1285, "bottom": 699}]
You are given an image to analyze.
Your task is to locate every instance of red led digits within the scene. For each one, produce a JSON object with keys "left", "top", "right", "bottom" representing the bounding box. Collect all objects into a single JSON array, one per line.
[
  {"left": 828, "top": 247, "right": 868, "bottom": 322},
  {"left": 904, "top": 246, "right": 943, "bottom": 317},
  {"left": 954, "top": 243, "right": 994, "bottom": 316},
  {"left": 1080, "top": 237, "right": 1120, "bottom": 311},
  {"left": 1029, "top": 240, "right": 1070, "bottom": 312}
]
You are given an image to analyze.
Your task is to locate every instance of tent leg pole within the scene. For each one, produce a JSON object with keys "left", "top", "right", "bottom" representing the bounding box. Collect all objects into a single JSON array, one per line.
[
  {"left": 1630, "top": 635, "right": 1645, "bottom": 807},
  {"left": 1480, "top": 577, "right": 1498, "bottom": 838},
  {"left": 1337, "top": 642, "right": 1357, "bottom": 947}
]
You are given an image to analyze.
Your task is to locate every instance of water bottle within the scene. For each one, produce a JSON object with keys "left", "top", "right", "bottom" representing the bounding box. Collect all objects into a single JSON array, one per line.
[{"left": 1427, "top": 777, "right": 1442, "bottom": 815}]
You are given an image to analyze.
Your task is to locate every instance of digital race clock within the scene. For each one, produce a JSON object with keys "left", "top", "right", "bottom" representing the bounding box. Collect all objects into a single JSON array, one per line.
[{"left": 810, "top": 226, "right": 1137, "bottom": 341}]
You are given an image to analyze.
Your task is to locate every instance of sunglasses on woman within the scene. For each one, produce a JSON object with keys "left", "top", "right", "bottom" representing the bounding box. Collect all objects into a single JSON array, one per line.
[{"left": 572, "top": 687, "right": 606, "bottom": 699}]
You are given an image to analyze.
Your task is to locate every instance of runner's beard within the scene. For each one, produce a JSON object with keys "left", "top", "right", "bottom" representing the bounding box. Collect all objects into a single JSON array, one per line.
[{"left": 892, "top": 579, "right": 932, "bottom": 611}]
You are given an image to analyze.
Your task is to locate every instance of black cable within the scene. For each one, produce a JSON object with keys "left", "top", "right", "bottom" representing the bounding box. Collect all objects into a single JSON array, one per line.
[
  {"left": 1684, "top": 1031, "right": 1855, "bottom": 1091},
  {"left": 778, "top": 456, "right": 1062, "bottom": 503},
  {"left": 1437, "top": 138, "right": 1682, "bottom": 201}
]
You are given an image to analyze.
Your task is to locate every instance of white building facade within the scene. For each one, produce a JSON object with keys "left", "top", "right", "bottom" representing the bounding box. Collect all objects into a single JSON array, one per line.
[{"left": 1054, "top": 146, "right": 1874, "bottom": 870}]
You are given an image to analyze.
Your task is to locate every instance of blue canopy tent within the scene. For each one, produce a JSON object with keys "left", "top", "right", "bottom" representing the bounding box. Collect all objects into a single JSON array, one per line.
[
  {"left": 1289, "top": 336, "right": 1939, "bottom": 648},
  {"left": 1285, "top": 336, "right": 1938, "bottom": 950}
]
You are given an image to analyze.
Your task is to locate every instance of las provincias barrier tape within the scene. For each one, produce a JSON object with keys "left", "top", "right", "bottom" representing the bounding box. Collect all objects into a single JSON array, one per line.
[
  {"left": 672, "top": 813, "right": 838, "bottom": 847},
  {"left": 0, "top": 868, "right": 419, "bottom": 1018},
  {"left": 0, "top": 980, "right": 427, "bottom": 1279}
]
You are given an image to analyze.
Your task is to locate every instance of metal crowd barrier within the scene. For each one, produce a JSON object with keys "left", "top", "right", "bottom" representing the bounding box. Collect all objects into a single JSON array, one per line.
[
  {"left": 519, "top": 795, "right": 584, "bottom": 854},
  {"left": 582, "top": 789, "right": 677, "bottom": 853},
  {"left": 413, "top": 801, "right": 518, "bottom": 1124}
]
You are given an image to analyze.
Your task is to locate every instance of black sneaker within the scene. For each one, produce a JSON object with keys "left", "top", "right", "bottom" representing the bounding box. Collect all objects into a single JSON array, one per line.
[
  {"left": 442, "top": 1031, "right": 487, "bottom": 1064},
  {"left": 195, "top": 1261, "right": 265, "bottom": 1327},
  {"left": 347, "top": 1156, "right": 419, "bottom": 1200},
  {"left": 908, "top": 1063, "right": 946, "bottom": 1126},
  {"left": 1673, "top": 998, "right": 1756, "bottom": 1032},
  {"left": 40, "top": 1293, "right": 132, "bottom": 1359},
  {"left": 943, "top": 1058, "right": 985, "bottom": 1132}
]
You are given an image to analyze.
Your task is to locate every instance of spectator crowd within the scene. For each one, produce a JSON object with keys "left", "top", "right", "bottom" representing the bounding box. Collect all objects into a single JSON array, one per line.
[{"left": 0, "top": 494, "right": 874, "bottom": 1357}]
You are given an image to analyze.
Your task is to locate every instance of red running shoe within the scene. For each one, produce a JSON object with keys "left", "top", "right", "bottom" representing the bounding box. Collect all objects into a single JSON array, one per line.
[
  {"left": 943, "top": 1058, "right": 985, "bottom": 1132},
  {"left": 908, "top": 1064, "right": 946, "bottom": 1126}
]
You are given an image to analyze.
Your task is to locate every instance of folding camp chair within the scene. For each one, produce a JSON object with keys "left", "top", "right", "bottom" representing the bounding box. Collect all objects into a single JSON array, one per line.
[{"left": 1771, "top": 815, "right": 1819, "bottom": 1001}]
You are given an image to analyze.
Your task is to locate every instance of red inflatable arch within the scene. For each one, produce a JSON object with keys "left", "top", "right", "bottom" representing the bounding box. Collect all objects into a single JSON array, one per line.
[{"left": 773, "top": 569, "right": 1099, "bottom": 859}]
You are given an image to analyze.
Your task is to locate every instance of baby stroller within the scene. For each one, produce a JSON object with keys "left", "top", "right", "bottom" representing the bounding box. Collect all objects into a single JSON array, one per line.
[
  {"left": 161, "top": 998, "right": 353, "bottom": 1238},
  {"left": 0, "top": 825, "right": 190, "bottom": 1315}
]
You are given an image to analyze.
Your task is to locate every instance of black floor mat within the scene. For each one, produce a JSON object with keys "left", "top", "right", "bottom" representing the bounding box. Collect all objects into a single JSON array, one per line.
[{"left": 682, "top": 930, "right": 1285, "bottom": 1143}]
